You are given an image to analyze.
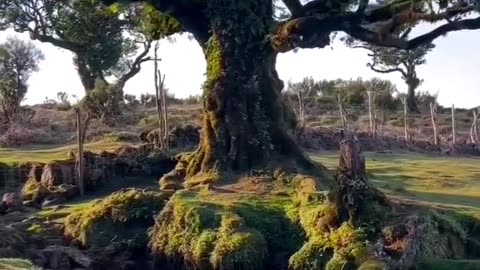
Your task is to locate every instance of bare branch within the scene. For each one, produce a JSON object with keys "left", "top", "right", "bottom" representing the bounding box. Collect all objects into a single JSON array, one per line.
[{"left": 367, "top": 63, "right": 408, "bottom": 77}]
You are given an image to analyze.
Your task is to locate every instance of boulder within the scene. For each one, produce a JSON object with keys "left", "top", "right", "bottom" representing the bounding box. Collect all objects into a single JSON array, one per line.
[
  {"left": 32, "top": 184, "right": 51, "bottom": 203},
  {"left": 42, "top": 198, "right": 64, "bottom": 208},
  {"left": 41, "top": 161, "right": 75, "bottom": 188},
  {"left": 138, "top": 130, "right": 149, "bottom": 143},
  {"left": 114, "top": 145, "right": 138, "bottom": 158},
  {"left": 28, "top": 163, "right": 45, "bottom": 182},
  {"left": 169, "top": 125, "right": 201, "bottom": 148},
  {"left": 52, "top": 184, "right": 79, "bottom": 200},
  {"left": 2, "top": 192, "right": 22, "bottom": 210}
]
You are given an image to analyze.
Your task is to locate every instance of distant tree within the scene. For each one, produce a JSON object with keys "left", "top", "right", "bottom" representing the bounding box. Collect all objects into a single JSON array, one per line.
[
  {"left": 0, "top": 36, "right": 44, "bottom": 124},
  {"left": 286, "top": 77, "right": 322, "bottom": 129},
  {"left": 57, "top": 92, "right": 69, "bottom": 104},
  {"left": 0, "top": 0, "right": 176, "bottom": 125},
  {"left": 124, "top": 94, "right": 139, "bottom": 106},
  {"left": 349, "top": 28, "right": 435, "bottom": 113}
]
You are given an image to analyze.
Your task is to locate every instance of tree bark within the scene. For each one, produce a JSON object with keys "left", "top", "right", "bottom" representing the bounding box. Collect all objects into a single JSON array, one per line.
[
  {"left": 406, "top": 76, "right": 420, "bottom": 113},
  {"left": 161, "top": 20, "right": 319, "bottom": 188},
  {"left": 188, "top": 40, "right": 307, "bottom": 175}
]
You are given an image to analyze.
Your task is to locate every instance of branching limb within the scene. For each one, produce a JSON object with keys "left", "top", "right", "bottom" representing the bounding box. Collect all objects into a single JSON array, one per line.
[
  {"left": 281, "top": 0, "right": 303, "bottom": 17},
  {"left": 367, "top": 63, "right": 408, "bottom": 77}
]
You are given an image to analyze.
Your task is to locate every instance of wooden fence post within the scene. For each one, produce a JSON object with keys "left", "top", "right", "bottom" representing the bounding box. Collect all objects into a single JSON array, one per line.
[
  {"left": 337, "top": 94, "right": 348, "bottom": 138},
  {"left": 402, "top": 96, "right": 409, "bottom": 142},
  {"left": 430, "top": 102, "right": 438, "bottom": 146},
  {"left": 451, "top": 104, "right": 456, "bottom": 145},
  {"left": 75, "top": 108, "right": 85, "bottom": 196}
]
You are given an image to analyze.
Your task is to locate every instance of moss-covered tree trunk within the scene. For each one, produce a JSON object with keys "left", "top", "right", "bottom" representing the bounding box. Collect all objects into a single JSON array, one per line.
[{"left": 161, "top": 2, "right": 320, "bottom": 188}]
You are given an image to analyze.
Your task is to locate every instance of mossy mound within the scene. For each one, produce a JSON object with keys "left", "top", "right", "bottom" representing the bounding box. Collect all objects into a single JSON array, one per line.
[
  {"left": 0, "top": 258, "right": 39, "bottom": 270},
  {"left": 289, "top": 203, "right": 372, "bottom": 270},
  {"left": 149, "top": 190, "right": 305, "bottom": 269},
  {"left": 64, "top": 188, "right": 172, "bottom": 248}
]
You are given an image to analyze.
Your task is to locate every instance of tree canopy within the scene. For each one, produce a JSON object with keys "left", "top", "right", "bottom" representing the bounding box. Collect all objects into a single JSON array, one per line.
[
  {"left": 0, "top": 0, "right": 178, "bottom": 92},
  {"left": 348, "top": 26, "right": 435, "bottom": 112},
  {"left": 0, "top": 36, "right": 44, "bottom": 124}
]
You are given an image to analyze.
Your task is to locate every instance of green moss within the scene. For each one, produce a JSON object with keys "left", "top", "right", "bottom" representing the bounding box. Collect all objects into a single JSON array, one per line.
[
  {"left": 289, "top": 202, "right": 370, "bottom": 270},
  {"left": 204, "top": 34, "right": 223, "bottom": 92},
  {"left": 64, "top": 189, "right": 171, "bottom": 247},
  {"left": 0, "top": 258, "right": 39, "bottom": 270},
  {"left": 149, "top": 191, "right": 304, "bottom": 269},
  {"left": 358, "top": 259, "right": 388, "bottom": 270},
  {"left": 21, "top": 178, "right": 40, "bottom": 201}
]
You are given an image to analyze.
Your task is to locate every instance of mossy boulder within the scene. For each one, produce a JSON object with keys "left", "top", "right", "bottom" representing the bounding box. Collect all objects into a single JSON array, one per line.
[
  {"left": 64, "top": 188, "right": 172, "bottom": 248},
  {"left": 149, "top": 190, "right": 305, "bottom": 269}
]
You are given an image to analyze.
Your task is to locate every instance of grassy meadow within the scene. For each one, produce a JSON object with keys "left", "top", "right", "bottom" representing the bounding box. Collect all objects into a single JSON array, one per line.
[{"left": 311, "top": 151, "right": 480, "bottom": 219}]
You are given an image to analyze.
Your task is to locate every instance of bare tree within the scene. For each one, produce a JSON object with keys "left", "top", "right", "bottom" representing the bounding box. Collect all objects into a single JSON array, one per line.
[{"left": 153, "top": 42, "right": 169, "bottom": 150}]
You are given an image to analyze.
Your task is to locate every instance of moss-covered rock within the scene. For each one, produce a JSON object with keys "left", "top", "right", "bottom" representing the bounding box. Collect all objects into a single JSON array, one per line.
[
  {"left": 149, "top": 190, "right": 305, "bottom": 269},
  {"left": 64, "top": 188, "right": 172, "bottom": 248}
]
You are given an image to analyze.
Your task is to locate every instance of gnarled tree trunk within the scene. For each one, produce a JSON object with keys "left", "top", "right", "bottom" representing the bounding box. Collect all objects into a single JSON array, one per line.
[
  {"left": 160, "top": 8, "right": 321, "bottom": 189},
  {"left": 406, "top": 76, "right": 420, "bottom": 114}
]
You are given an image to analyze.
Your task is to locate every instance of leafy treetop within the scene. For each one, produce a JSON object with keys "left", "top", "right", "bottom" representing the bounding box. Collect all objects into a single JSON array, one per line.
[
  {"left": 0, "top": 0, "right": 180, "bottom": 91},
  {"left": 98, "top": 0, "right": 480, "bottom": 52}
]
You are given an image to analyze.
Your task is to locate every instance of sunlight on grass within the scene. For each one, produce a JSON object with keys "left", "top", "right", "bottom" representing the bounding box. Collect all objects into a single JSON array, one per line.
[
  {"left": 0, "top": 141, "right": 128, "bottom": 165},
  {"left": 310, "top": 151, "right": 480, "bottom": 219}
]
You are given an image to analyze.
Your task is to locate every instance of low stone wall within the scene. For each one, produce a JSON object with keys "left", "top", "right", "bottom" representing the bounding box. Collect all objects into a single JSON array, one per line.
[{"left": 0, "top": 144, "right": 177, "bottom": 210}]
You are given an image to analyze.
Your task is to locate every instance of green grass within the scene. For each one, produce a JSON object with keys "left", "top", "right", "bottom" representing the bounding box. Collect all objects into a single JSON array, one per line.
[
  {"left": 310, "top": 151, "right": 480, "bottom": 219},
  {"left": 0, "top": 141, "right": 128, "bottom": 164},
  {"left": 418, "top": 259, "right": 480, "bottom": 270}
]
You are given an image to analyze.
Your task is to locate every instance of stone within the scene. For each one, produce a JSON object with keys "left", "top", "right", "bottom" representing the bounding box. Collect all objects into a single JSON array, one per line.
[
  {"left": 41, "top": 161, "right": 75, "bottom": 188},
  {"left": 29, "top": 163, "right": 46, "bottom": 182},
  {"left": 2, "top": 192, "right": 22, "bottom": 210},
  {"left": 23, "top": 200, "right": 41, "bottom": 209},
  {"left": 33, "top": 183, "right": 51, "bottom": 203},
  {"left": 42, "top": 198, "right": 64, "bottom": 208},
  {"left": 53, "top": 184, "right": 79, "bottom": 200}
]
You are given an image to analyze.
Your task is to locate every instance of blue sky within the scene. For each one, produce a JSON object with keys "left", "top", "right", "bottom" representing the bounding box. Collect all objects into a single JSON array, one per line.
[{"left": 0, "top": 26, "right": 479, "bottom": 109}]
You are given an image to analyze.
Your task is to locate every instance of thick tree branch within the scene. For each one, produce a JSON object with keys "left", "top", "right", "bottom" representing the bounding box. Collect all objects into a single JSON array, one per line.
[
  {"left": 29, "top": 30, "right": 80, "bottom": 52},
  {"left": 356, "top": 0, "right": 369, "bottom": 14},
  {"left": 117, "top": 40, "right": 153, "bottom": 88},
  {"left": 102, "top": 0, "right": 210, "bottom": 44},
  {"left": 271, "top": 0, "right": 479, "bottom": 52},
  {"left": 367, "top": 63, "right": 407, "bottom": 77},
  {"left": 282, "top": 0, "right": 304, "bottom": 17}
]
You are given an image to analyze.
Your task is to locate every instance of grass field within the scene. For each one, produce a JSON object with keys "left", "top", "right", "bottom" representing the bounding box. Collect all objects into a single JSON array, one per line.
[
  {"left": 0, "top": 143, "right": 478, "bottom": 219},
  {"left": 0, "top": 141, "right": 126, "bottom": 165},
  {"left": 310, "top": 151, "right": 480, "bottom": 219}
]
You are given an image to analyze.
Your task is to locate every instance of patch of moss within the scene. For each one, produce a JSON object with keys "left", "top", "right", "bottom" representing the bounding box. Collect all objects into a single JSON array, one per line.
[
  {"left": 21, "top": 178, "right": 40, "bottom": 201},
  {"left": 289, "top": 202, "right": 370, "bottom": 270},
  {"left": 149, "top": 190, "right": 305, "bottom": 269},
  {"left": 64, "top": 188, "right": 172, "bottom": 248},
  {"left": 0, "top": 258, "right": 39, "bottom": 270}
]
